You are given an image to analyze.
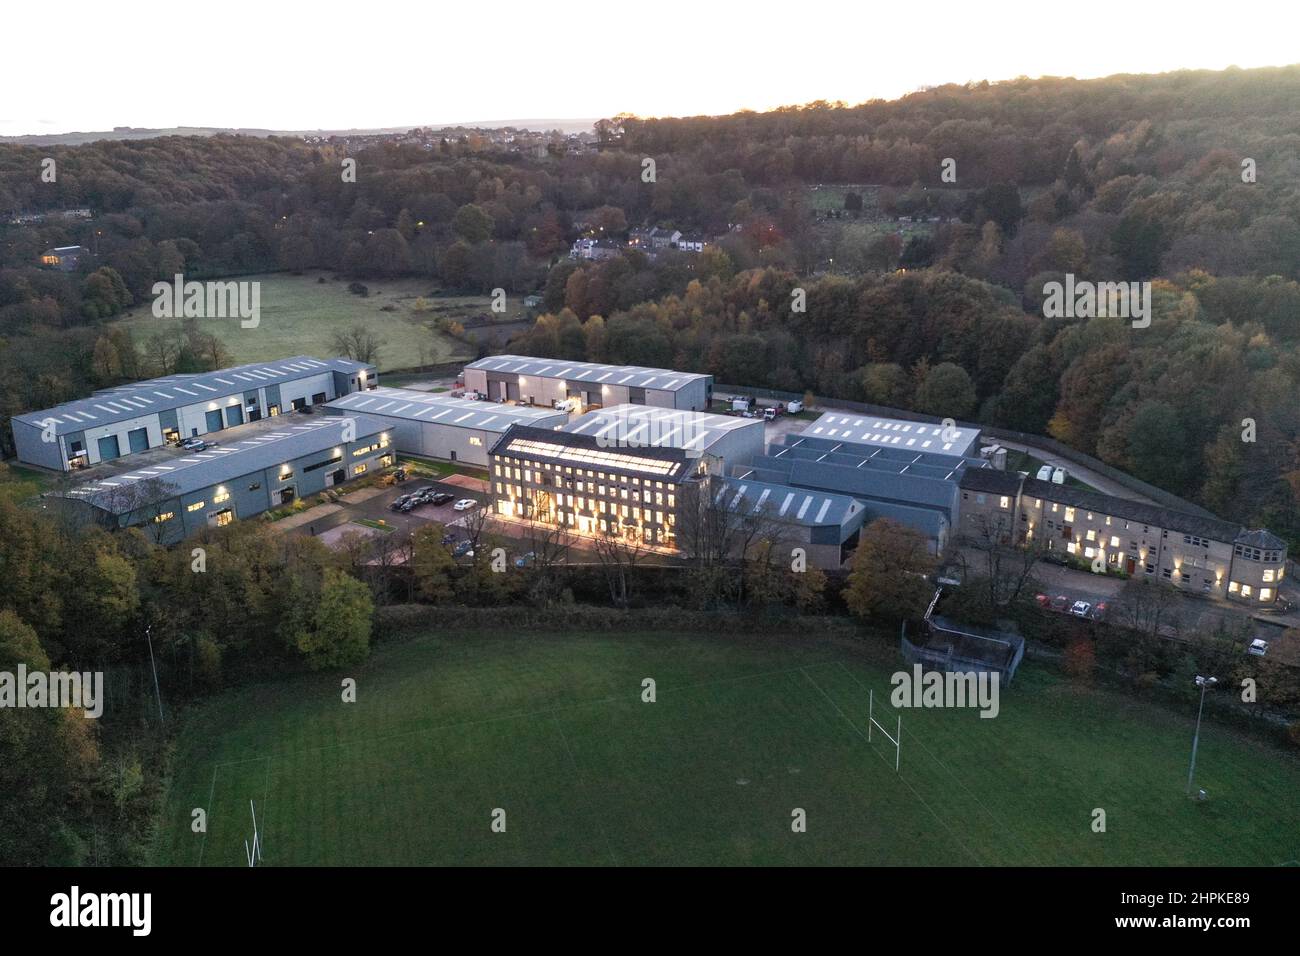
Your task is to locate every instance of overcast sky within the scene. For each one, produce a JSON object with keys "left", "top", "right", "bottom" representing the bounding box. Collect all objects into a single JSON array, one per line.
[{"left": 3, "top": 0, "right": 1295, "bottom": 137}]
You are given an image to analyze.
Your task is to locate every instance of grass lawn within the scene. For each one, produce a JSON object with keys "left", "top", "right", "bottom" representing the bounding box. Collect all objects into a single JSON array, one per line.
[
  {"left": 153, "top": 629, "right": 1300, "bottom": 866},
  {"left": 111, "top": 271, "right": 521, "bottom": 373},
  {"left": 399, "top": 455, "right": 490, "bottom": 482},
  {"left": 0, "top": 461, "right": 57, "bottom": 503}
]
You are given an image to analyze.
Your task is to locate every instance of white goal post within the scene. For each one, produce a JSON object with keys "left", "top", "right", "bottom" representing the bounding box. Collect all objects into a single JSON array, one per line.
[
  {"left": 245, "top": 799, "right": 264, "bottom": 867},
  {"left": 867, "top": 689, "right": 901, "bottom": 772}
]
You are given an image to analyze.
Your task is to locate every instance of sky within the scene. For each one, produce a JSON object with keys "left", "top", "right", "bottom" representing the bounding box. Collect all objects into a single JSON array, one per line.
[{"left": 3, "top": 0, "right": 1296, "bottom": 137}]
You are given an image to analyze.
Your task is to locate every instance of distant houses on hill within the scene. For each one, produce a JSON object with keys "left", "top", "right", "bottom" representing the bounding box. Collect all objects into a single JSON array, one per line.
[{"left": 572, "top": 225, "right": 714, "bottom": 260}]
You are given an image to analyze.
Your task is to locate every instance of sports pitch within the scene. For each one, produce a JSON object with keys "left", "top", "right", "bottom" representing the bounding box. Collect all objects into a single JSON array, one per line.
[{"left": 154, "top": 630, "right": 1300, "bottom": 866}]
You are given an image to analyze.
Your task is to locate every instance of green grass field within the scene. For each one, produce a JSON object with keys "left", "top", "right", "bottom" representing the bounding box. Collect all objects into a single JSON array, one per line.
[
  {"left": 154, "top": 630, "right": 1300, "bottom": 866},
  {"left": 112, "top": 272, "right": 521, "bottom": 372}
]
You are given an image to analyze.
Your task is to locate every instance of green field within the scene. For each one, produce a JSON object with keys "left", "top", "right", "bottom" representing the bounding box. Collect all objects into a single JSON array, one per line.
[
  {"left": 113, "top": 272, "right": 522, "bottom": 372},
  {"left": 154, "top": 630, "right": 1300, "bottom": 866}
]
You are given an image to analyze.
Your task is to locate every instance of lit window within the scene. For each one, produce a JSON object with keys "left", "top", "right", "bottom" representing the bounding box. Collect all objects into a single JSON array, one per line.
[
  {"left": 353, "top": 464, "right": 367, "bottom": 475},
  {"left": 1110, "top": 536, "right": 1120, "bottom": 548},
  {"left": 1228, "top": 581, "right": 1240, "bottom": 593},
  {"left": 1263, "top": 569, "right": 1275, "bottom": 583},
  {"left": 154, "top": 512, "right": 175, "bottom": 523},
  {"left": 469, "top": 436, "right": 483, "bottom": 447},
  {"left": 1261, "top": 588, "right": 1273, "bottom": 601},
  {"left": 213, "top": 490, "right": 230, "bottom": 504},
  {"left": 186, "top": 501, "right": 205, "bottom": 512}
]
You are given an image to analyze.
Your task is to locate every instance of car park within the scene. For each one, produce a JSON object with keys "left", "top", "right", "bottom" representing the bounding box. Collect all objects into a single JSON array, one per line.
[{"left": 453, "top": 498, "right": 477, "bottom": 511}]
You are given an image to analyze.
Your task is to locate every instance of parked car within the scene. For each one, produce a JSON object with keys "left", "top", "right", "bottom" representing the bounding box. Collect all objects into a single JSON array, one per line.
[
  {"left": 1049, "top": 594, "right": 1070, "bottom": 612},
  {"left": 1035, "top": 465, "right": 1053, "bottom": 481},
  {"left": 514, "top": 551, "right": 536, "bottom": 568},
  {"left": 430, "top": 492, "right": 455, "bottom": 506},
  {"left": 1248, "top": 639, "right": 1269, "bottom": 657},
  {"left": 786, "top": 400, "right": 804, "bottom": 414},
  {"left": 1069, "top": 600, "right": 1093, "bottom": 618},
  {"left": 452, "top": 540, "right": 475, "bottom": 558},
  {"left": 1051, "top": 467, "right": 1067, "bottom": 485},
  {"left": 440, "top": 533, "right": 457, "bottom": 546},
  {"left": 389, "top": 494, "right": 413, "bottom": 511},
  {"left": 1091, "top": 602, "right": 1108, "bottom": 621},
  {"left": 763, "top": 407, "right": 778, "bottom": 421},
  {"left": 399, "top": 498, "right": 420, "bottom": 513},
  {"left": 453, "top": 498, "right": 478, "bottom": 511}
]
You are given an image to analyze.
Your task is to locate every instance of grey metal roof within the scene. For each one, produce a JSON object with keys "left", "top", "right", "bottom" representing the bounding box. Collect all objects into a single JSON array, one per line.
[
  {"left": 562, "top": 404, "right": 757, "bottom": 456},
  {"left": 803, "top": 412, "right": 981, "bottom": 457},
  {"left": 327, "top": 387, "right": 567, "bottom": 432},
  {"left": 465, "top": 354, "right": 711, "bottom": 391},
  {"left": 15, "top": 356, "right": 377, "bottom": 436},
  {"left": 65, "top": 413, "right": 390, "bottom": 513},
  {"left": 858, "top": 500, "right": 949, "bottom": 540},
  {"left": 714, "top": 476, "right": 861, "bottom": 528}
]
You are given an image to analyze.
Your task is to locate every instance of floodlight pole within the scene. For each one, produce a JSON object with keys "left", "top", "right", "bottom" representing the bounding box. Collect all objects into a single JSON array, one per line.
[
  {"left": 896, "top": 715, "right": 902, "bottom": 772},
  {"left": 145, "top": 624, "right": 165, "bottom": 724},
  {"left": 1186, "top": 676, "right": 1216, "bottom": 795}
]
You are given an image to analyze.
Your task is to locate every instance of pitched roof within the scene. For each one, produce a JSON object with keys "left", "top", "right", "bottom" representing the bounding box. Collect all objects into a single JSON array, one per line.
[
  {"left": 1018, "top": 477, "right": 1244, "bottom": 543},
  {"left": 65, "top": 413, "right": 390, "bottom": 513},
  {"left": 802, "top": 412, "right": 981, "bottom": 457},
  {"left": 490, "top": 424, "right": 693, "bottom": 482},
  {"left": 466, "top": 355, "right": 710, "bottom": 391},
  {"left": 714, "top": 476, "right": 861, "bottom": 527},
  {"left": 327, "top": 387, "right": 566, "bottom": 432},
  {"left": 562, "top": 404, "right": 758, "bottom": 456},
  {"left": 15, "top": 356, "right": 376, "bottom": 436},
  {"left": 1234, "top": 529, "right": 1287, "bottom": 551},
  {"left": 958, "top": 468, "right": 1023, "bottom": 495}
]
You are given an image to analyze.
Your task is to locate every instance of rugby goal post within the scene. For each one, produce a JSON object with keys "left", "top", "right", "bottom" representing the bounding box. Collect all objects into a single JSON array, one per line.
[
  {"left": 867, "top": 689, "right": 901, "bottom": 772},
  {"left": 245, "top": 799, "right": 264, "bottom": 867}
]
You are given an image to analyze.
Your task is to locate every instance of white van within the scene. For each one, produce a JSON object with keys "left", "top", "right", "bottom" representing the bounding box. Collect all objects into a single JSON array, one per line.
[
  {"left": 1036, "top": 465, "right": 1053, "bottom": 481},
  {"left": 1051, "top": 467, "right": 1067, "bottom": 485}
]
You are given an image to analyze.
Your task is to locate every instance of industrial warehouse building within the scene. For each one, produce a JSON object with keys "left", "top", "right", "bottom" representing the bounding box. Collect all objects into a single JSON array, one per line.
[
  {"left": 324, "top": 387, "right": 568, "bottom": 467},
  {"left": 463, "top": 355, "right": 713, "bottom": 412},
  {"left": 731, "top": 422, "right": 993, "bottom": 556},
  {"left": 12, "top": 356, "right": 378, "bottom": 472},
  {"left": 712, "top": 475, "right": 868, "bottom": 568},
  {"left": 560, "top": 404, "right": 764, "bottom": 475},
  {"left": 58, "top": 413, "right": 393, "bottom": 545},
  {"left": 802, "top": 412, "right": 982, "bottom": 459},
  {"left": 957, "top": 469, "right": 1289, "bottom": 605}
]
